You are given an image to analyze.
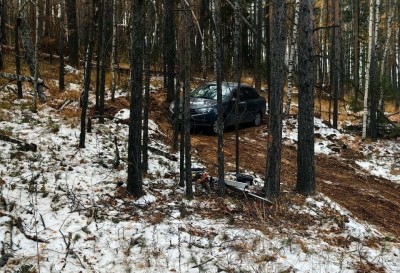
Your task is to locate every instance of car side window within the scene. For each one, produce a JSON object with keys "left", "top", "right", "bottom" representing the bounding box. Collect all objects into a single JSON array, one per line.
[{"left": 240, "top": 88, "right": 252, "bottom": 101}]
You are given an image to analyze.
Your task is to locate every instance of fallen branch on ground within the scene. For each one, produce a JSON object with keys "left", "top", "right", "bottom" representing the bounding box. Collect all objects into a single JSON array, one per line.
[{"left": 0, "top": 134, "right": 37, "bottom": 152}]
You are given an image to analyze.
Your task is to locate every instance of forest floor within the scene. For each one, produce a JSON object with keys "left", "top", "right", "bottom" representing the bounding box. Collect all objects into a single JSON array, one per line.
[
  {"left": 146, "top": 89, "right": 400, "bottom": 238},
  {"left": 1, "top": 67, "right": 400, "bottom": 272}
]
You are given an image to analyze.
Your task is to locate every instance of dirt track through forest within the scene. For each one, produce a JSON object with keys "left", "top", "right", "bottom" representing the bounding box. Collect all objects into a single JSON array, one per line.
[{"left": 145, "top": 93, "right": 400, "bottom": 238}]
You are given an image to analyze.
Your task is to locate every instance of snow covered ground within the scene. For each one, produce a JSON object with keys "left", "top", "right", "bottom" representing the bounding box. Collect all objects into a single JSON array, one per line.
[{"left": 0, "top": 87, "right": 399, "bottom": 273}]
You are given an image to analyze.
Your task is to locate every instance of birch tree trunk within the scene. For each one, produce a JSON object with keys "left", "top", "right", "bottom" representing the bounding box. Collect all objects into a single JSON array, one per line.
[
  {"left": 362, "top": 0, "right": 378, "bottom": 139},
  {"left": 284, "top": 0, "right": 299, "bottom": 117},
  {"left": 18, "top": 17, "right": 46, "bottom": 102},
  {"left": 264, "top": 0, "right": 286, "bottom": 198},
  {"left": 369, "top": 0, "right": 380, "bottom": 140},
  {"left": 379, "top": 0, "right": 394, "bottom": 111}
]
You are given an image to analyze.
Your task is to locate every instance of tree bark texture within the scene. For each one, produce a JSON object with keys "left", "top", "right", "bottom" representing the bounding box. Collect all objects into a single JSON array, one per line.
[
  {"left": 296, "top": 0, "right": 315, "bottom": 195},
  {"left": 66, "top": 0, "right": 79, "bottom": 67},
  {"left": 165, "top": 0, "right": 176, "bottom": 103},
  {"left": 79, "top": 0, "right": 96, "bottom": 149},
  {"left": 17, "top": 17, "right": 46, "bottom": 102},
  {"left": 233, "top": 0, "right": 241, "bottom": 176},
  {"left": 59, "top": 0, "right": 65, "bottom": 92},
  {"left": 127, "top": 0, "right": 144, "bottom": 197},
  {"left": 284, "top": 0, "right": 299, "bottom": 116},
  {"left": 264, "top": 0, "right": 286, "bottom": 198},
  {"left": 183, "top": 0, "right": 193, "bottom": 200},
  {"left": 213, "top": 0, "right": 225, "bottom": 197}
]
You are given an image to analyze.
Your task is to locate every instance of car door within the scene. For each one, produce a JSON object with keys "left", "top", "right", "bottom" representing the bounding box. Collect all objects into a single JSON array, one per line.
[
  {"left": 241, "top": 87, "right": 260, "bottom": 123},
  {"left": 225, "top": 88, "right": 246, "bottom": 126}
]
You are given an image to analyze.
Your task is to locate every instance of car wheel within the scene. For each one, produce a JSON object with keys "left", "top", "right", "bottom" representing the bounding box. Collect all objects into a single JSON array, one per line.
[
  {"left": 253, "top": 112, "right": 262, "bottom": 126},
  {"left": 212, "top": 119, "right": 224, "bottom": 134}
]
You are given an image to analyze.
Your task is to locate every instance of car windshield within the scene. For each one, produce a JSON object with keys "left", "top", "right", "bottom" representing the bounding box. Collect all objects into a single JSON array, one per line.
[{"left": 190, "top": 84, "right": 233, "bottom": 101}]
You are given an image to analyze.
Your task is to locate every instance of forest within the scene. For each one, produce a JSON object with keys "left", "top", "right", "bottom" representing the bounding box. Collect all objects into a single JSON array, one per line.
[{"left": 0, "top": 0, "right": 400, "bottom": 272}]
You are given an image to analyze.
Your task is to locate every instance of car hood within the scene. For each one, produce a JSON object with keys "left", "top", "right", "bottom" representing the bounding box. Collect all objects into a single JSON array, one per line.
[{"left": 190, "top": 97, "right": 217, "bottom": 109}]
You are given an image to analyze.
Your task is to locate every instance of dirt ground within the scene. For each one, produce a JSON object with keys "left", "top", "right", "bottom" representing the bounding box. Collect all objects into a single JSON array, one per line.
[{"left": 144, "top": 91, "right": 400, "bottom": 238}]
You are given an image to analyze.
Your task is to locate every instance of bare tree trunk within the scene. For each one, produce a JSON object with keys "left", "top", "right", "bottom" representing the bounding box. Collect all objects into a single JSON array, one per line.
[
  {"left": 362, "top": 0, "right": 379, "bottom": 139},
  {"left": 165, "top": 0, "right": 176, "bottom": 103},
  {"left": 379, "top": 0, "right": 394, "bottom": 111},
  {"left": 213, "top": 0, "right": 225, "bottom": 197},
  {"left": 32, "top": 1, "right": 39, "bottom": 113},
  {"left": 264, "top": 0, "right": 286, "bottom": 198},
  {"left": 296, "top": 0, "right": 315, "bottom": 195},
  {"left": 94, "top": 0, "right": 103, "bottom": 111},
  {"left": 233, "top": 0, "right": 241, "bottom": 176},
  {"left": 254, "top": 0, "right": 262, "bottom": 93},
  {"left": 127, "top": 0, "right": 144, "bottom": 197},
  {"left": 99, "top": 0, "right": 107, "bottom": 124},
  {"left": 0, "top": 0, "right": 4, "bottom": 69},
  {"left": 66, "top": 0, "right": 79, "bottom": 67},
  {"left": 111, "top": 0, "right": 117, "bottom": 101},
  {"left": 332, "top": 0, "right": 340, "bottom": 129},
  {"left": 183, "top": 0, "right": 193, "bottom": 200},
  {"left": 142, "top": 0, "right": 156, "bottom": 172},
  {"left": 284, "top": 0, "right": 299, "bottom": 116},
  {"left": 353, "top": 0, "right": 360, "bottom": 101},
  {"left": 79, "top": 0, "right": 96, "bottom": 149},
  {"left": 59, "top": 0, "right": 65, "bottom": 92},
  {"left": 15, "top": 1, "right": 23, "bottom": 98},
  {"left": 369, "top": 0, "right": 380, "bottom": 140},
  {"left": 18, "top": 17, "right": 46, "bottom": 102}
]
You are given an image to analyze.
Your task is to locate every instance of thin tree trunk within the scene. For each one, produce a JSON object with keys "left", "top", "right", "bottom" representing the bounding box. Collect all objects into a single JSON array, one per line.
[
  {"left": 213, "top": 0, "right": 225, "bottom": 197},
  {"left": 362, "top": 0, "right": 377, "bottom": 139},
  {"left": 0, "top": 0, "right": 4, "bottom": 69},
  {"left": 233, "top": 0, "right": 241, "bottom": 176},
  {"left": 264, "top": 0, "right": 286, "bottom": 198},
  {"left": 369, "top": 0, "right": 380, "bottom": 140},
  {"left": 296, "top": 0, "right": 315, "bottom": 195},
  {"left": 165, "top": 0, "right": 176, "bottom": 103},
  {"left": 79, "top": 0, "right": 96, "bottom": 149},
  {"left": 353, "top": 0, "right": 360, "bottom": 101},
  {"left": 111, "top": 0, "right": 117, "bottom": 101},
  {"left": 32, "top": 1, "right": 39, "bottom": 113},
  {"left": 254, "top": 0, "right": 262, "bottom": 93},
  {"left": 95, "top": 0, "right": 103, "bottom": 112},
  {"left": 18, "top": 17, "right": 46, "bottom": 102},
  {"left": 15, "top": 7, "right": 23, "bottom": 98},
  {"left": 99, "top": 0, "right": 107, "bottom": 124},
  {"left": 332, "top": 0, "right": 340, "bottom": 129},
  {"left": 59, "top": 0, "right": 65, "bottom": 92},
  {"left": 379, "top": 1, "right": 394, "bottom": 111},
  {"left": 183, "top": 0, "right": 193, "bottom": 200},
  {"left": 284, "top": 0, "right": 299, "bottom": 116}
]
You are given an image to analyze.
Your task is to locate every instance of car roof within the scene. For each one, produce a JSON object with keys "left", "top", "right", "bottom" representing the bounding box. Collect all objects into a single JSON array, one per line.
[{"left": 202, "top": 81, "right": 253, "bottom": 89}]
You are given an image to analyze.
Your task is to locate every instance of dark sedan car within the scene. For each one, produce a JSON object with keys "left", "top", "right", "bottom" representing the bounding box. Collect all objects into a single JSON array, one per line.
[{"left": 169, "top": 82, "right": 266, "bottom": 134}]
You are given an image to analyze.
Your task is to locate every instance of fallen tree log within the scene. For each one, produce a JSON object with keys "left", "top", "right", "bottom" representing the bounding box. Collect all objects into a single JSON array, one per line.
[
  {"left": 0, "top": 134, "right": 37, "bottom": 152},
  {"left": 0, "top": 72, "right": 44, "bottom": 85}
]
